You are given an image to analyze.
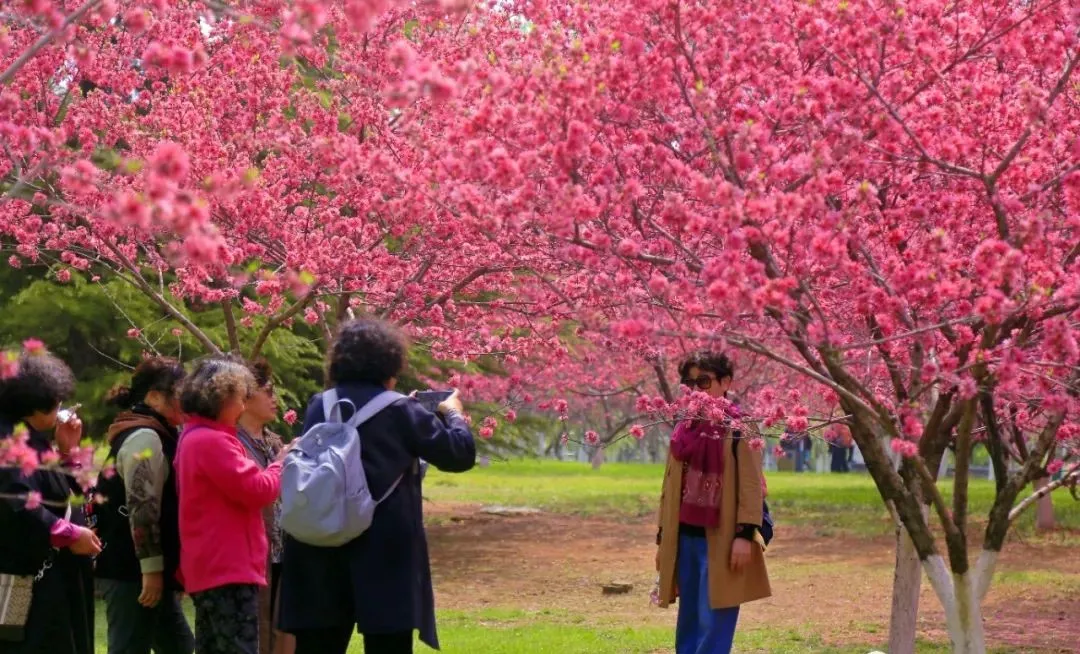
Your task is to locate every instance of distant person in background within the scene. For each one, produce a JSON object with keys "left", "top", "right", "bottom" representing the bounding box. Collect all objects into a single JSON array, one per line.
[
  {"left": 829, "top": 425, "right": 854, "bottom": 473},
  {"left": 279, "top": 318, "right": 476, "bottom": 654},
  {"left": 782, "top": 428, "right": 810, "bottom": 472},
  {"left": 236, "top": 359, "right": 293, "bottom": 654},
  {"left": 176, "top": 358, "right": 285, "bottom": 654},
  {"left": 654, "top": 351, "right": 771, "bottom": 654},
  {"left": 95, "top": 357, "right": 194, "bottom": 654},
  {"left": 0, "top": 349, "right": 100, "bottom": 654}
]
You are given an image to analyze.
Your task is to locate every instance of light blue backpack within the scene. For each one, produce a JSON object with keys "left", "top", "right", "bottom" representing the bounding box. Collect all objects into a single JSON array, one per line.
[{"left": 280, "top": 388, "right": 406, "bottom": 547}]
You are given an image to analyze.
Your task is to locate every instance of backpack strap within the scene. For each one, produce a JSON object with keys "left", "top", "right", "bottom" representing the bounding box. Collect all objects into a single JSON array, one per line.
[
  {"left": 344, "top": 390, "right": 409, "bottom": 504},
  {"left": 344, "top": 390, "right": 406, "bottom": 430},
  {"left": 376, "top": 474, "right": 404, "bottom": 504},
  {"left": 321, "top": 388, "right": 356, "bottom": 424}
]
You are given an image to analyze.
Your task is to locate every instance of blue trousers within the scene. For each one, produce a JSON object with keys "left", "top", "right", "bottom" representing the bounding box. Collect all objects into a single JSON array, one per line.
[{"left": 676, "top": 534, "right": 740, "bottom": 654}]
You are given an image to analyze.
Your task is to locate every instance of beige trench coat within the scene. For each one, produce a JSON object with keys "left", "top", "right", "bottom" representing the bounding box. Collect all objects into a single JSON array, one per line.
[{"left": 656, "top": 434, "right": 771, "bottom": 609}]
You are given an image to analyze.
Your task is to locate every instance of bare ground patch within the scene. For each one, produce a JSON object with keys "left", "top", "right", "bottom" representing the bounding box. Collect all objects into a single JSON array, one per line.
[{"left": 425, "top": 503, "right": 1080, "bottom": 652}]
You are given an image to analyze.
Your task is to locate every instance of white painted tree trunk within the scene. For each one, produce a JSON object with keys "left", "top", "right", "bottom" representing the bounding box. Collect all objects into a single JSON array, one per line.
[
  {"left": 1032, "top": 477, "right": 1057, "bottom": 531},
  {"left": 888, "top": 519, "right": 924, "bottom": 654},
  {"left": 973, "top": 550, "right": 999, "bottom": 603},
  {"left": 953, "top": 569, "right": 987, "bottom": 654},
  {"left": 922, "top": 555, "right": 988, "bottom": 653}
]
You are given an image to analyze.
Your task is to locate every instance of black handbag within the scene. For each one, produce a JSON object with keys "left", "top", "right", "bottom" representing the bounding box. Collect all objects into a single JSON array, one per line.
[{"left": 0, "top": 503, "right": 68, "bottom": 641}]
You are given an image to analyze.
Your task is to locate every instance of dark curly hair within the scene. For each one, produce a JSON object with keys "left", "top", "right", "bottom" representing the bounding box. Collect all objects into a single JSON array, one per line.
[
  {"left": 106, "top": 356, "right": 186, "bottom": 408},
  {"left": 247, "top": 357, "right": 273, "bottom": 389},
  {"left": 0, "top": 351, "right": 76, "bottom": 422},
  {"left": 179, "top": 357, "right": 256, "bottom": 420},
  {"left": 328, "top": 319, "right": 406, "bottom": 386},
  {"left": 678, "top": 350, "right": 735, "bottom": 383}
]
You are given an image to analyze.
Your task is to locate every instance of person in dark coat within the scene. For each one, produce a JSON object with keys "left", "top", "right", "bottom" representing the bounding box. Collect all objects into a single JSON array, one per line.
[
  {"left": 277, "top": 319, "right": 476, "bottom": 654},
  {"left": 0, "top": 348, "right": 101, "bottom": 654},
  {"left": 829, "top": 425, "right": 854, "bottom": 473},
  {"left": 93, "top": 356, "right": 194, "bottom": 654}
]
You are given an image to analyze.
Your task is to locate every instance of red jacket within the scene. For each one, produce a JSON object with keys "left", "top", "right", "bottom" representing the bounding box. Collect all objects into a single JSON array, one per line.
[{"left": 176, "top": 416, "right": 281, "bottom": 594}]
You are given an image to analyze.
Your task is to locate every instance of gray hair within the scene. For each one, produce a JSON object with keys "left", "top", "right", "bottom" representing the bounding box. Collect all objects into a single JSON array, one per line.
[{"left": 179, "top": 357, "right": 256, "bottom": 420}]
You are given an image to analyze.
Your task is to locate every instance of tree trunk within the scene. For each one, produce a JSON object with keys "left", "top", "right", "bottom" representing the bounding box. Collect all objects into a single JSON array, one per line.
[
  {"left": 923, "top": 555, "right": 988, "bottom": 654},
  {"left": 889, "top": 517, "right": 924, "bottom": 654},
  {"left": 1032, "top": 476, "right": 1056, "bottom": 531},
  {"left": 952, "top": 569, "right": 987, "bottom": 654}
]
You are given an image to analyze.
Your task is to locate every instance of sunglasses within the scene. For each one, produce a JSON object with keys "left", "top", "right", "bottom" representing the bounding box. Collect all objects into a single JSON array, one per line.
[
  {"left": 245, "top": 384, "right": 275, "bottom": 400},
  {"left": 680, "top": 375, "right": 716, "bottom": 390}
]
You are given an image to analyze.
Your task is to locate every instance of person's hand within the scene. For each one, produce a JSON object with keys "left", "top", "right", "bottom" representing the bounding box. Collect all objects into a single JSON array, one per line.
[
  {"left": 437, "top": 390, "right": 464, "bottom": 415},
  {"left": 139, "top": 572, "right": 164, "bottom": 608},
  {"left": 729, "top": 537, "right": 752, "bottom": 573},
  {"left": 276, "top": 438, "right": 299, "bottom": 461},
  {"left": 68, "top": 526, "right": 102, "bottom": 557},
  {"left": 54, "top": 416, "right": 83, "bottom": 456}
]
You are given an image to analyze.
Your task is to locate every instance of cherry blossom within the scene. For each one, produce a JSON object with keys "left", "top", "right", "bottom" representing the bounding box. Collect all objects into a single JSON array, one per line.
[{"left": 2, "top": 1, "right": 1078, "bottom": 650}]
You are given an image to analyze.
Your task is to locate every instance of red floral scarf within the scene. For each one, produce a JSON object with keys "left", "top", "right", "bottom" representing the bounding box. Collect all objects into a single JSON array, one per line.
[{"left": 670, "top": 419, "right": 728, "bottom": 528}]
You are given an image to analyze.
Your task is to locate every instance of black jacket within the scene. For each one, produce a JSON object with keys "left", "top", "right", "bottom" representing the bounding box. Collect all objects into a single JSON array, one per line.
[
  {"left": 277, "top": 384, "right": 476, "bottom": 649},
  {"left": 92, "top": 406, "right": 182, "bottom": 590},
  {"left": 0, "top": 418, "right": 94, "bottom": 654}
]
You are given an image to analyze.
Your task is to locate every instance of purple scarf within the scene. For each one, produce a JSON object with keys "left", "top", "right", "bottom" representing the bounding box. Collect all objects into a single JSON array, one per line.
[{"left": 670, "top": 420, "right": 727, "bottom": 528}]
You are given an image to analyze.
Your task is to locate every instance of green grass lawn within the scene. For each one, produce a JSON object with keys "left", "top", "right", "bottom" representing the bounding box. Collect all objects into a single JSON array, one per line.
[
  {"left": 91, "top": 602, "right": 1016, "bottom": 653},
  {"left": 426, "top": 459, "right": 1080, "bottom": 538},
  {"left": 91, "top": 461, "right": 1078, "bottom": 653},
  {"left": 93, "top": 600, "right": 970, "bottom": 653}
]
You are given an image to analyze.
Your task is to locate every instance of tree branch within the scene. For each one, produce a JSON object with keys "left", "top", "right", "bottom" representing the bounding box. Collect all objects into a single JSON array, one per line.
[
  {"left": 1009, "top": 463, "right": 1080, "bottom": 524},
  {"left": 222, "top": 299, "right": 241, "bottom": 353},
  {"left": 0, "top": 0, "right": 104, "bottom": 86},
  {"left": 980, "top": 390, "right": 1009, "bottom": 493},
  {"left": 950, "top": 399, "right": 976, "bottom": 573},
  {"left": 428, "top": 267, "right": 503, "bottom": 308},
  {"left": 248, "top": 288, "right": 317, "bottom": 360},
  {"left": 652, "top": 360, "right": 675, "bottom": 404},
  {"left": 81, "top": 220, "right": 222, "bottom": 355},
  {"left": 381, "top": 258, "right": 434, "bottom": 319},
  {"left": 989, "top": 48, "right": 1078, "bottom": 184}
]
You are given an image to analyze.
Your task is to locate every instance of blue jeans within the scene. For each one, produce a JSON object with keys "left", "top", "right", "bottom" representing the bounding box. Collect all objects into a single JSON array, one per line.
[{"left": 676, "top": 534, "right": 740, "bottom": 654}]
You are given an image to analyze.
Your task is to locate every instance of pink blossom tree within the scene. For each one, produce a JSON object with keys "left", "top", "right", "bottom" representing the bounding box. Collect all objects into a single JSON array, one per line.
[
  {"left": 2, "top": 0, "right": 551, "bottom": 365},
  {"left": 388, "top": 1, "right": 1080, "bottom": 651},
  {"left": 4, "top": 1, "right": 1080, "bottom": 652}
]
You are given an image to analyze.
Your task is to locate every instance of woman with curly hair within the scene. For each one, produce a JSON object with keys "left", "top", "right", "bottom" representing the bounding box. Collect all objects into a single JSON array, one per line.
[
  {"left": 278, "top": 319, "right": 476, "bottom": 654},
  {"left": 175, "top": 357, "right": 285, "bottom": 654},
  {"left": 94, "top": 356, "right": 193, "bottom": 654},
  {"left": 654, "top": 351, "right": 771, "bottom": 654},
  {"left": 0, "top": 348, "right": 101, "bottom": 654}
]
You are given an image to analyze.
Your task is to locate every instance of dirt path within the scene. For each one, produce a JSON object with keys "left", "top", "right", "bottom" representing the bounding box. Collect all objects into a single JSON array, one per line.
[{"left": 425, "top": 504, "right": 1080, "bottom": 652}]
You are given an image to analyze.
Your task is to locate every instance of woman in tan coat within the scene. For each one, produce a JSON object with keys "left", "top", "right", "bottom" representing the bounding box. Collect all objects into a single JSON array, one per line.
[{"left": 655, "top": 351, "right": 771, "bottom": 654}]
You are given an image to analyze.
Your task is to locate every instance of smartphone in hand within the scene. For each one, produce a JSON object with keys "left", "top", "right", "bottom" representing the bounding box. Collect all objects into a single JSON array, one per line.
[
  {"left": 56, "top": 403, "right": 82, "bottom": 424},
  {"left": 414, "top": 390, "right": 453, "bottom": 413}
]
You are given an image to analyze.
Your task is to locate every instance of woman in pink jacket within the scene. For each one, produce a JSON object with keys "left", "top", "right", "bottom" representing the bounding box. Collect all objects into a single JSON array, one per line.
[{"left": 176, "top": 358, "right": 284, "bottom": 654}]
